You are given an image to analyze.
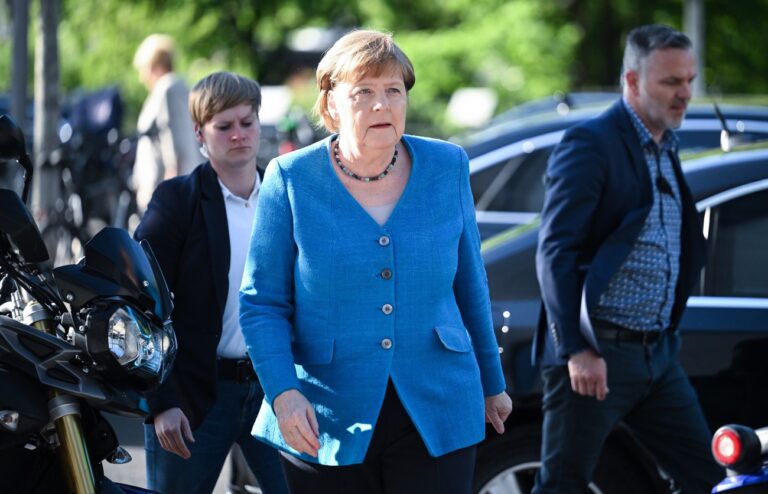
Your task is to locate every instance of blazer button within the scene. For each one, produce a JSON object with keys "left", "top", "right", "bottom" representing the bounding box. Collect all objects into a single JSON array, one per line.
[
  {"left": 381, "top": 268, "right": 392, "bottom": 280},
  {"left": 381, "top": 304, "right": 393, "bottom": 315},
  {"left": 378, "top": 235, "right": 390, "bottom": 246},
  {"left": 381, "top": 338, "right": 393, "bottom": 350}
]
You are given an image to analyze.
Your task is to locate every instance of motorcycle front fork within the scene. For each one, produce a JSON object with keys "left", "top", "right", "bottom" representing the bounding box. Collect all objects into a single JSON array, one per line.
[
  {"left": 24, "top": 299, "right": 97, "bottom": 494},
  {"left": 49, "top": 391, "right": 97, "bottom": 494}
]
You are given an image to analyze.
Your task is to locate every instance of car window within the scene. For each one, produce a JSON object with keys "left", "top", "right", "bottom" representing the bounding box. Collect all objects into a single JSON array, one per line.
[
  {"left": 485, "top": 231, "right": 541, "bottom": 300},
  {"left": 470, "top": 148, "right": 550, "bottom": 213},
  {"left": 678, "top": 131, "right": 724, "bottom": 156},
  {"left": 678, "top": 130, "right": 768, "bottom": 157},
  {"left": 704, "top": 188, "right": 768, "bottom": 297}
]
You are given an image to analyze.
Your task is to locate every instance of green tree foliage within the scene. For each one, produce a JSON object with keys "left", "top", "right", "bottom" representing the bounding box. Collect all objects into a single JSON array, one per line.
[
  {"left": 394, "top": 1, "right": 580, "bottom": 133},
  {"left": 705, "top": 0, "right": 768, "bottom": 96},
  {"left": 2, "top": 0, "right": 767, "bottom": 137},
  {"left": 0, "top": 5, "right": 13, "bottom": 102},
  {"left": 30, "top": 0, "right": 582, "bottom": 136},
  {"left": 557, "top": 0, "right": 678, "bottom": 89},
  {"left": 52, "top": 0, "right": 365, "bottom": 129},
  {"left": 556, "top": 0, "right": 768, "bottom": 97}
]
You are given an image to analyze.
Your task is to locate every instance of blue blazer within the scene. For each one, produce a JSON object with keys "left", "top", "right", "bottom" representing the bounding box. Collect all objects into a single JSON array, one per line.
[
  {"left": 534, "top": 100, "right": 706, "bottom": 366},
  {"left": 240, "top": 134, "right": 506, "bottom": 466}
]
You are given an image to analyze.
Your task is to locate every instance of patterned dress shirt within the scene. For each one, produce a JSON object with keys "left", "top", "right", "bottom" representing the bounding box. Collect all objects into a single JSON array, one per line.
[{"left": 592, "top": 99, "right": 683, "bottom": 331}]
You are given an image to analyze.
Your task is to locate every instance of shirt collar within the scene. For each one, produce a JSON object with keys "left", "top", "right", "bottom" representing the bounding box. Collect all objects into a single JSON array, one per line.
[
  {"left": 622, "top": 98, "right": 678, "bottom": 153},
  {"left": 217, "top": 174, "right": 261, "bottom": 204}
]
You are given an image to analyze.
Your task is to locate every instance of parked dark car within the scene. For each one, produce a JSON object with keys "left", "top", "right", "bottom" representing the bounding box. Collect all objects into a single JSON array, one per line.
[
  {"left": 473, "top": 144, "right": 768, "bottom": 493},
  {"left": 455, "top": 94, "right": 768, "bottom": 238}
]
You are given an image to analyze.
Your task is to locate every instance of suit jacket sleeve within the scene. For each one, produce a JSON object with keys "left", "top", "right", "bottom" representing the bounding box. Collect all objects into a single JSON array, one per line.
[
  {"left": 536, "top": 126, "right": 608, "bottom": 359},
  {"left": 453, "top": 147, "right": 506, "bottom": 396},
  {"left": 134, "top": 180, "right": 186, "bottom": 414},
  {"left": 239, "top": 160, "right": 300, "bottom": 403}
]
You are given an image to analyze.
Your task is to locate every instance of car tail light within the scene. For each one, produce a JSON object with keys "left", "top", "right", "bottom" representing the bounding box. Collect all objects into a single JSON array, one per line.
[{"left": 712, "top": 424, "right": 767, "bottom": 474}]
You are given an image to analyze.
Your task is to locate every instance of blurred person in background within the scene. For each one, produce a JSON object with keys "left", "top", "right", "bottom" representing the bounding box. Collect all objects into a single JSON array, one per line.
[
  {"left": 132, "top": 33, "right": 203, "bottom": 213},
  {"left": 239, "top": 29, "right": 512, "bottom": 494},
  {"left": 135, "top": 72, "right": 288, "bottom": 494}
]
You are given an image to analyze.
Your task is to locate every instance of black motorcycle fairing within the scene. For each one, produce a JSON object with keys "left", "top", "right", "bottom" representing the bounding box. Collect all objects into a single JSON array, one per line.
[
  {"left": 0, "top": 189, "right": 49, "bottom": 264},
  {"left": 0, "top": 365, "right": 48, "bottom": 449},
  {"left": 138, "top": 238, "right": 173, "bottom": 322},
  {"left": 0, "top": 315, "right": 146, "bottom": 416},
  {"left": 53, "top": 227, "right": 172, "bottom": 322}
]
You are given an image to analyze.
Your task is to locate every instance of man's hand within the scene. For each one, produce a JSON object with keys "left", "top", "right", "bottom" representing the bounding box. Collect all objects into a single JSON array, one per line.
[
  {"left": 567, "top": 349, "right": 609, "bottom": 400},
  {"left": 485, "top": 391, "right": 514, "bottom": 434},
  {"left": 273, "top": 389, "right": 320, "bottom": 457},
  {"left": 153, "top": 407, "right": 195, "bottom": 459}
]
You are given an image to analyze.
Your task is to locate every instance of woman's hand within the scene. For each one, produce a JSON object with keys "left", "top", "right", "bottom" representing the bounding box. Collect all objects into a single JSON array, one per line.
[
  {"left": 485, "top": 391, "right": 513, "bottom": 434},
  {"left": 273, "top": 389, "right": 320, "bottom": 457}
]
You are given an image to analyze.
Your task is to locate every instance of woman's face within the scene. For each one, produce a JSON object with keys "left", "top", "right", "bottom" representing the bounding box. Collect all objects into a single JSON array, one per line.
[
  {"left": 328, "top": 68, "right": 407, "bottom": 152},
  {"left": 197, "top": 103, "right": 260, "bottom": 171}
]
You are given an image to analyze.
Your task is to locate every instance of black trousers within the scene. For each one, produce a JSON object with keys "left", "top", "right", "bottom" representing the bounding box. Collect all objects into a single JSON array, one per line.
[
  {"left": 533, "top": 330, "right": 723, "bottom": 494},
  {"left": 280, "top": 381, "right": 477, "bottom": 494}
]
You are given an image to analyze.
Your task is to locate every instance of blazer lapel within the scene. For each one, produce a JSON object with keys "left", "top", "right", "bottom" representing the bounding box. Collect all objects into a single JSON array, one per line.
[
  {"left": 200, "top": 163, "right": 230, "bottom": 316},
  {"left": 613, "top": 102, "right": 653, "bottom": 204}
]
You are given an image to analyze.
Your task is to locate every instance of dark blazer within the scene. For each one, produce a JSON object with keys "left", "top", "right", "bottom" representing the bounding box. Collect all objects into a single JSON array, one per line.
[
  {"left": 534, "top": 100, "right": 706, "bottom": 366},
  {"left": 135, "top": 162, "right": 232, "bottom": 429}
]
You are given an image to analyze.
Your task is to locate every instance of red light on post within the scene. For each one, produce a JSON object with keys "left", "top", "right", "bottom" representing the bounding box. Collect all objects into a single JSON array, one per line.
[{"left": 712, "top": 427, "right": 743, "bottom": 466}]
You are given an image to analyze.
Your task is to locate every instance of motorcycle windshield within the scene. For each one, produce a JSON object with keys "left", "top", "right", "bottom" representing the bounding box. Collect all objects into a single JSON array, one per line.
[{"left": 82, "top": 227, "right": 173, "bottom": 321}]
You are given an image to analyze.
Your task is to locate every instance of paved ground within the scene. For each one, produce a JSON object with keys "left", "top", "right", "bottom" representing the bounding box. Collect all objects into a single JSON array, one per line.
[{"left": 102, "top": 413, "right": 231, "bottom": 494}]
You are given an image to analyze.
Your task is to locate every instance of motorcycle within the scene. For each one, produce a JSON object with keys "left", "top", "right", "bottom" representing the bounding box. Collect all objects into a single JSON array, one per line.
[
  {"left": 0, "top": 113, "right": 177, "bottom": 493},
  {"left": 711, "top": 424, "right": 768, "bottom": 493}
]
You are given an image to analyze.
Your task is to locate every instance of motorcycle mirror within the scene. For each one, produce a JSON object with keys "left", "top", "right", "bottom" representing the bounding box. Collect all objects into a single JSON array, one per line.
[
  {"left": 0, "top": 114, "right": 35, "bottom": 203},
  {"left": 0, "top": 114, "right": 28, "bottom": 161}
]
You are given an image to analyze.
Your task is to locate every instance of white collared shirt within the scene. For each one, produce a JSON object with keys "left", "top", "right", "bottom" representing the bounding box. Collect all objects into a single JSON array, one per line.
[{"left": 216, "top": 174, "right": 261, "bottom": 358}]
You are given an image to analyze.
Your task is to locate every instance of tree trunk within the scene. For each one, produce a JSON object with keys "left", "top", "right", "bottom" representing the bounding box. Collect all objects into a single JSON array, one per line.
[
  {"left": 32, "top": 0, "right": 60, "bottom": 218},
  {"left": 684, "top": 0, "right": 706, "bottom": 97},
  {"left": 10, "top": 0, "right": 29, "bottom": 132}
]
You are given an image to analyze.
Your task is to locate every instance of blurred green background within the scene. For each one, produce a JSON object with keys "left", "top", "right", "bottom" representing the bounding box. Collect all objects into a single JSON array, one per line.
[{"left": 2, "top": 0, "right": 768, "bottom": 138}]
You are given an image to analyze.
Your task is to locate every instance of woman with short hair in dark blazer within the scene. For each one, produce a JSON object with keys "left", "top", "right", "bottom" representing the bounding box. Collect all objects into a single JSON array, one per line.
[
  {"left": 136, "top": 72, "right": 288, "bottom": 494},
  {"left": 240, "top": 30, "right": 513, "bottom": 494}
]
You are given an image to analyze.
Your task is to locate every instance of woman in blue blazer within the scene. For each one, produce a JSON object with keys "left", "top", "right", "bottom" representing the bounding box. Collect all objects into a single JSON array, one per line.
[{"left": 240, "top": 30, "right": 512, "bottom": 494}]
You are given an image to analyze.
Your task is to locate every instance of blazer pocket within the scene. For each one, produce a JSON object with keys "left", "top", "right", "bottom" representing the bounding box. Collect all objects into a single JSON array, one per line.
[
  {"left": 434, "top": 326, "right": 472, "bottom": 353},
  {"left": 292, "top": 338, "right": 335, "bottom": 366}
]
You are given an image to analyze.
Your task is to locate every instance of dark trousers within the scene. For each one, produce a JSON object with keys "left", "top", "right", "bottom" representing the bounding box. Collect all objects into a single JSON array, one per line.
[
  {"left": 280, "top": 381, "right": 477, "bottom": 494},
  {"left": 533, "top": 331, "right": 723, "bottom": 494},
  {"left": 144, "top": 379, "right": 288, "bottom": 494}
]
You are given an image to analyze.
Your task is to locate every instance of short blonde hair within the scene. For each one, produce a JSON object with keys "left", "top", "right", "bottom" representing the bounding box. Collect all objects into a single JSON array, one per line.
[
  {"left": 189, "top": 72, "right": 262, "bottom": 127},
  {"left": 313, "top": 30, "right": 415, "bottom": 133},
  {"left": 133, "top": 34, "right": 175, "bottom": 73}
]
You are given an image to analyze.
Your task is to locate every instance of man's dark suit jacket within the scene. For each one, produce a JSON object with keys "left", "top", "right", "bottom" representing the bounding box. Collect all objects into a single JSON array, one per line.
[
  {"left": 534, "top": 100, "right": 706, "bottom": 367},
  {"left": 135, "top": 162, "right": 234, "bottom": 429}
]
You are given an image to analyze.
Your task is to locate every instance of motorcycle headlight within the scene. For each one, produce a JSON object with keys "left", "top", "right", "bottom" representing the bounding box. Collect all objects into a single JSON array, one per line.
[{"left": 83, "top": 300, "right": 177, "bottom": 391}]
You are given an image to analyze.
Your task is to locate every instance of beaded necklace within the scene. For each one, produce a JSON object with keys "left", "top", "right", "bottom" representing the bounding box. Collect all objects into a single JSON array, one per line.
[{"left": 333, "top": 141, "right": 398, "bottom": 182}]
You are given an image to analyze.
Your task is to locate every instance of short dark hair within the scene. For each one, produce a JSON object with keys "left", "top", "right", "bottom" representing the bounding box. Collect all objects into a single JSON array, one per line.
[{"left": 620, "top": 24, "right": 692, "bottom": 88}]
